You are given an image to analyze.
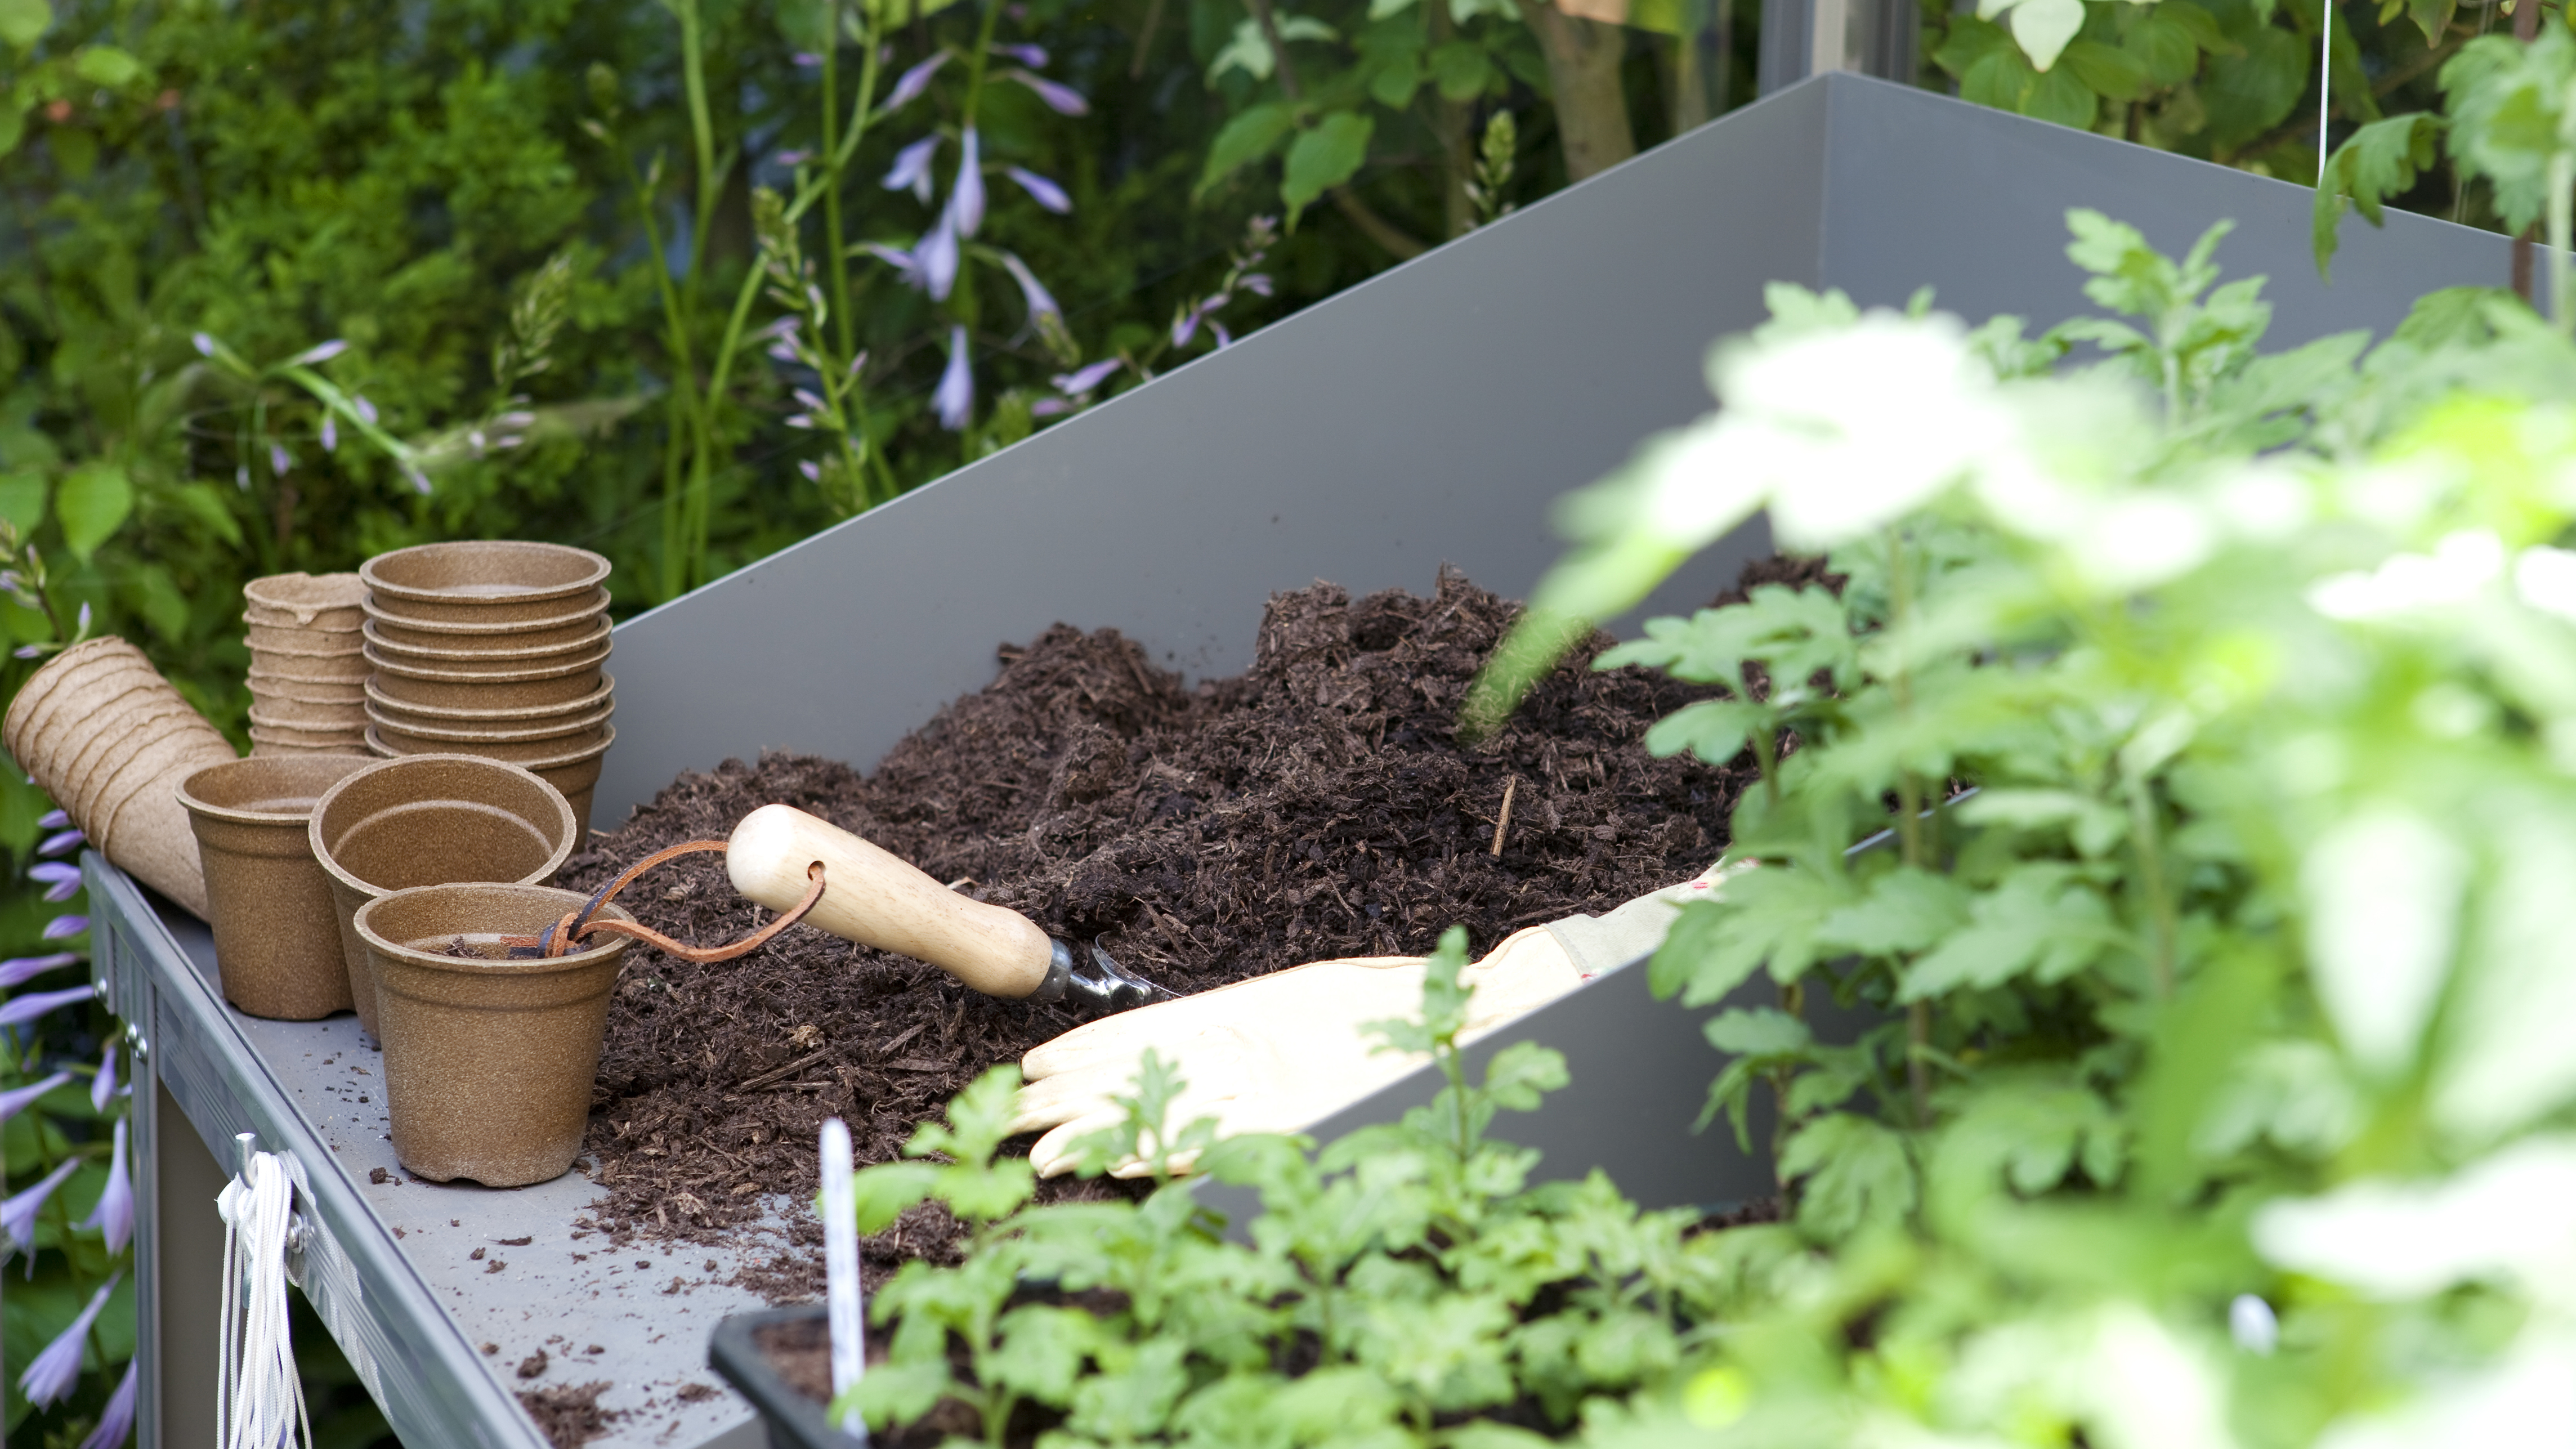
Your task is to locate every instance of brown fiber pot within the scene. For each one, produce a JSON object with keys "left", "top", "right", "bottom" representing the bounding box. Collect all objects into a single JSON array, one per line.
[
  {"left": 366, "top": 699, "right": 613, "bottom": 746},
  {"left": 361, "top": 542, "right": 611, "bottom": 625},
  {"left": 361, "top": 617, "right": 610, "bottom": 668},
  {"left": 361, "top": 672, "right": 614, "bottom": 724},
  {"left": 364, "top": 721, "right": 607, "bottom": 766},
  {"left": 178, "top": 755, "right": 375, "bottom": 1019},
  {"left": 248, "top": 672, "right": 368, "bottom": 706},
  {"left": 358, "top": 589, "right": 605, "bottom": 642},
  {"left": 247, "top": 696, "right": 369, "bottom": 729},
  {"left": 244, "top": 572, "right": 367, "bottom": 631},
  {"left": 308, "top": 754, "right": 578, "bottom": 1039},
  {"left": 356, "top": 883, "right": 636, "bottom": 1187},
  {"left": 251, "top": 646, "right": 372, "bottom": 682},
  {"left": 244, "top": 619, "right": 363, "bottom": 654},
  {"left": 364, "top": 646, "right": 609, "bottom": 709}
]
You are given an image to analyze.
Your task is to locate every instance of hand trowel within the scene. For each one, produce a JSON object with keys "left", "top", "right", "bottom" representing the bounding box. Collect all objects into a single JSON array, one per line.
[{"left": 726, "top": 803, "right": 1177, "bottom": 1014}]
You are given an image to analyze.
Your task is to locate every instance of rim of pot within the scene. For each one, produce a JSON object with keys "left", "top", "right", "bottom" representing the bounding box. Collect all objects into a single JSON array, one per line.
[
  {"left": 363, "top": 639, "right": 612, "bottom": 683},
  {"left": 307, "top": 752, "right": 578, "bottom": 898},
  {"left": 360, "top": 673, "right": 615, "bottom": 723},
  {"left": 360, "top": 617, "right": 612, "bottom": 665},
  {"left": 177, "top": 754, "right": 375, "bottom": 826},
  {"left": 360, "top": 542, "right": 611, "bottom": 608},
  {"left": 357, "top": 591, "right": 609, "bottom": 637},
  {"left": 355, "top": 882, "right": 637, "bottom": 975}
]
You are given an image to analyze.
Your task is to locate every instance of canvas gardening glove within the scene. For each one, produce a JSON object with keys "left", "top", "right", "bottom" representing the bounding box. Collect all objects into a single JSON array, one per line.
[{"left": 1008, "top": 862, "right": 1733, "bottom": 1177}]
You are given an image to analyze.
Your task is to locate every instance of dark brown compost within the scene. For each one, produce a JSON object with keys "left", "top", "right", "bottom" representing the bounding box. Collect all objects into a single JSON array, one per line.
[{"left": 562, "top": 567, "right": 1760, "bottom": 1273}]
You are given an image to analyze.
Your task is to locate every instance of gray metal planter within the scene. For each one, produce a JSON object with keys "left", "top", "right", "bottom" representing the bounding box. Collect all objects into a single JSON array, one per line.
[{"left": 95, "top": 72, "right": 2505, "bottom": 1449}]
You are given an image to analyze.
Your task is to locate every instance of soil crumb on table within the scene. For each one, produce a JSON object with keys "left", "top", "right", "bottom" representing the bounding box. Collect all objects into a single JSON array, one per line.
[
  {"left": 517, "top": 1382, "right": 625, "bottom": 1448},
  {"left": 566, "top": 567, "right": 1755, "bottom": 1271}
]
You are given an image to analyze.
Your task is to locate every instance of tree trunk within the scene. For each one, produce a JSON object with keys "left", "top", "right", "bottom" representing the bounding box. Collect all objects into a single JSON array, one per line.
[{"left": 1514, "top": 0, "right": 1637, "bottom": 182}]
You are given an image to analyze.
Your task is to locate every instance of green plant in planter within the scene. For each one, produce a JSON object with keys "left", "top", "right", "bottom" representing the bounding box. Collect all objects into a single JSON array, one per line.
[
  {"left": 1457, "top": 211, "right": 2576, "bottom": 1443},
  {"left": 841, "top": 928, "right": 1739, "bottom": 1444}
]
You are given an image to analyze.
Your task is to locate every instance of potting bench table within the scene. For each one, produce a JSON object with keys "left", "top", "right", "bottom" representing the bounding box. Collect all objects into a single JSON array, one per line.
[{"left": 92, "top": 72, "right": 2510, "bottom": 1449}]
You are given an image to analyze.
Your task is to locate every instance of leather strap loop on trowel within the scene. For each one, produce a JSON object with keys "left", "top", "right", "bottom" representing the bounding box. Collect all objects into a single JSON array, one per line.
[{"left": 507, "top": 839, "right": 830, "bottom": 962}]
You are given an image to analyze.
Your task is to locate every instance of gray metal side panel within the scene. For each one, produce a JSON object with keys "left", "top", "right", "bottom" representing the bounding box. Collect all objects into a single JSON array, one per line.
[
  {"left": 592, "top": 80, "right": 1832, "bottom": 825},
  {"left": 1814, "top": 75, "right": 2514, "bottom": 342}
]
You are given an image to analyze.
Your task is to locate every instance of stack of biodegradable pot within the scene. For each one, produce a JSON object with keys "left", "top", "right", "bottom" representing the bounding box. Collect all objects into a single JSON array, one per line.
[
  {"left": 358, "top": 542, "right": 614, "bottom": 844},
  {"left": 2, "top": 636, "right": 233, "bottom": 917},
  {"left": 243, "top": 573, "right": 369, "bottom": 754}
]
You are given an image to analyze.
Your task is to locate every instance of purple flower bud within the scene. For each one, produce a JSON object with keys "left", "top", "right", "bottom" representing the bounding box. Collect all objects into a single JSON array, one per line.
[
  {"left": 353, "top": 395, "right": 379, "bottom": 424},
  {"left": 78, "top": 1360, "right": 136, "bottom": 1449},
  {"left": 794, "top": 388, "right": 829, "bottom": 412},
  {"left": 0, "top": 1071, "right": 72, "bottom": 1129},
  {"left": 0, "top": 955, "right": 78, "bottom": 991},
  {"left": 74, "top": 602, "right": 88, "bottom": 634},
  {"left": 934, "top": 325, "right": 973, "bottom": 432},
  {"left": 775, "top": 149, "right": 812, "bottom": 166},
  {"left": 287, "top": 339, "right": 348, "bottom": 366},
  {"left": 404, "top": 464, "right": 432, "bottom": 495},
  {"left": 42, "top": 915, "right": 88, "bottom": 941},
  {"left": 1030, "top": 397, "right": 1074, "bottom": 417},
  {"left": 883, "top": 135, "right": 939, "bottom": 203},
  {"left": 798, "top": 460, "right": 822, "bottom": 482},
  {"left": 269, "top": 442, "right": 290, "bottom": 477},
  {"left": 953, "top": 128, "right": 985, "bottom": 238},
  {"left": 90, "top": 1041, "right": 116, "bottom": 1115},
  {"left": 2, "top": 1155, "right": 80, "bottom": 1252},
  {"left": 30, "top": 863, "right": 79, "bottom": 886},
  {"left": 1241, "top": 273, "right": 1274, "bottom": 297},
  {"left": 767, "top": 342, "right": 799, "bottom": 363},
  {"left": 1003, "top": 70, "right": 1088, "bottom": 115},
  {"left": 1053, "top": 359, "right": 1122, "bottom": 395},
  {"left": 1202, "top": 293, "right": 1230, "bottom": 313},
  {"left": 12, "top": 645, "right": 40, "bottom": 660},
  {"left": 35, "top": 810, "right": 67, "bottom": 830},
  {"left": 793, "top": 51, "right": 822, "bottom": 68},
  {"left": 919, "top": 213, "right": 960, "bottom": 302},
  {"left": 997, "top": 252, "right": 1059, "bottom": 323},
  {"left": 785, "top": 415, "right": 816, "bottom": 430},
  {"left": 17, "top": 1272, "right": 118, "bottom": 1408},
  {"left": 40, "top": 876, "right": 77, "bottom": 904},
  {"left": 989, "top": 42, "right": 1048, "bottom": 66},
  {"left": 1004, "top": 166, "right": 1071, "bottom": 214},
  {"left": 39, "top": 829, "right": 83, "bottom": 856},
  {"left": 1211, "top": 321, "right": 1234, "bottom": 348},
  {"left": 320, "top": 414, "right": 337, "bottom": 453},
  {"left": 1172, "top": 310, "right": 1199, "bottom": 348},
  {"left": 191, "top": 332, "right": 216, "bottom": 357},
  {"left": 1, "top": 984, "right": 93, "bottom": 1025},
  {"left": 885, "top": 51, "right": 950, "bottom": 110},
  {"left": 82, "top": 1119, "right": 132, "bottom": 1254}
]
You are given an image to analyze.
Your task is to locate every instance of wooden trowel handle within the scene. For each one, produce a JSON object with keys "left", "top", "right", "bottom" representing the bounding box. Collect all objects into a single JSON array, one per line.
[{"left": 727, "top": 803, "right": 1056, "bottom": 999}]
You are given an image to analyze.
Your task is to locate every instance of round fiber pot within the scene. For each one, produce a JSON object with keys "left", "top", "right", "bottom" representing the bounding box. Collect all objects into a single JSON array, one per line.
[
  {"left": 363, "top": 673, "right": 613, "bottom": 724},
  {"left": 526, "top": 734, "right": 612, "bottom": 852},
  {"left": 244, "top": 572, "right": 366, "bottom": 632},
  {"left": 309, "top": 755, "right": 578, "bottom": 1038},
  {"left": 362, "top": 542, "right": 611, "bottom": 625},
  {"left": 179, "top": 755, "right": 374, "bottom": 1020},
  {"left": 245, "top": 719, "right": 368, "bottom": 751},
  {"left": 365, "top": 646, "right": 609, "bottom": 710},
  {"left": 361, "top": 618, "right": 611, "bottom": 668},
  {"left": 366, "top": 699, "right": 612, "bottom": 747},
  {"left": 359, "top": 588, "right": 605, "bottom": 641},
  {"left": 244, "top": 619, "right": 362, "bottom": 654},
  {"left": 356, "top": 883, "right": 636, "bottom": 1187},
  {"left": 247, "top": 695, "right": 368, "bottom": 729},
  {"left": 365, "top": 722, "right": 607, "bottom": 765},
  {"left": 248, "top": 672, "right": 368, "bottom": 706},
  {"left": 251, "top": 645, "right": 371, "bottom": 682}
]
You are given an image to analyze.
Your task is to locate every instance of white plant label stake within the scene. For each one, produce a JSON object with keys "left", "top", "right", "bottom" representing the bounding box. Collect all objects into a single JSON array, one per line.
[{"left": 820, "top": 1117, "right": 867, "bottom": 1439}]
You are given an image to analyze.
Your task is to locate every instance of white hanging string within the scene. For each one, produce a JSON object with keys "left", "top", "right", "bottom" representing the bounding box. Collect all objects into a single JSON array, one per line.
[
  {"left": 820, "top": 1117, "right": 868, "bottom": 1441},
  {"left": 217, "top": 1152, "right": 311, "bottom": 1449},
  {"left": 2319, "top": 0, "right": 2334, "bottom": 185}
]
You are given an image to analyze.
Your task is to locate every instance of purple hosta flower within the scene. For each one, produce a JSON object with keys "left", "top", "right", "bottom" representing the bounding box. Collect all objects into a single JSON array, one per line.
[
  {"left": 0, "top": 1071, "right": 72, "bottom": 1128},
  {"left": 2, "top": 1154, "right": 80, "bottom": 1251},
  {"left": 996, "top": 252, "right": 1059, "bottom": 324},
  {"left": 989, "top": 42, "right": 1049, "bottom": 66},
  {"left": 30, "top": 862, "right": 80, "bottom": 903},
  {"left": 1002, "top": 70, "right": 1088, "bottom": 115},
  {"left": 90, "top": 1041, "right": 116, "bottom": 1113},
  {"left": 352, "top": 394, "right": 379, "bottom": 425},
  {"left": 1210, "top": 321, "right": 1235, "bottom": 348},
  {"left": 918, "top": 212, "right": 960, "bottom": 302},
  {"left": 0, "top": 954, "right": 79, "bottom": 990},
  {"left": 12, "top": 645, "right": 41, "bottom": 660},
  {"left": 286, "top": 339, "right": 348, "bottom": 366},
  {"left": 41, "top": 914, "right": 88, "bottom": 941},
  {"left": 191, "top": 332, "right": 216, "bottom": 357},
  {"left": 233, "top": 464, "right": 248, "bottom": 491},
  {"left": 798, "top": 460, "right": 823, "bottom": 483},
  {"left": 858, "top": 243, "right": 923, "bottom": 293},
  {"left": 18, "top": 1272, "right": 119, "bottom": 1408},
  {"left": 775, "top": 149, "right": 812, "bottom": 167},
  {"left": 933, "top": 326, "right": 973, "bottom": 431},
  {"left": 884, "top": 51, "right": 950, "bottom": 110},
  {"left": 1172, "top": 309, "right": 1199, "bottom": 348},
  {"left": 1, "top": 985, "right": 94, "bottom": 1027},
  {"left": 79, "top": 1359, "right": 136, "bottom": 1449},
  {"left": 1004, "top": 166, "right": 1071, "bottom": 214},
  {"left": 793, "top": 51, "right": 822, "bottom": 68},
  {"left": 74, "top": 602, "right": 88, "bottom": 636},
  {"left": 403, "top": 463, "right": 432, "bottom": 495},
  {"left": 320, "top": 413, "right": 337, "bottom": 453},
  {"left": 39, "top": 828, "right": 82, "bottom": 856},
  {"left": 1053, "top": 359, "right": 1122, "bottom": 396},
  {"left": 268, "top": 442, "right": 290, "bottom": 477},
  {"left": 952, "top": 128, "right": 985, "bottom": 238},
  {"left": 1241, "top": 273, "right": 1274, "bottom": 298},
  {"left": 1030, "top": 397, "right": 1074, "bottom": 417},
  {"left": 39, "top": 808, "right": 68, "bottom": 830},
  {"left": 883, "top": 135, "right": 939, "bottom": 203},
  {"left": 82, "top": 1118, "right": 131, "bottom": 1253}
]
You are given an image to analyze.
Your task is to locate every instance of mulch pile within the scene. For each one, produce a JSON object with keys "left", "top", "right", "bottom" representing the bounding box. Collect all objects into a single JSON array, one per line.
[{"left": 560, "top": 566, "right": 1768, "bottom": 1277}]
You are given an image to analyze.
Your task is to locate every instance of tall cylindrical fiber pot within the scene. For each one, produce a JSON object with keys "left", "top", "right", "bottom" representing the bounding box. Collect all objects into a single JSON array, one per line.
[
  {"left": 178, "top": 755, "right": 374, "bottom": 1019},
  {"left": 3, "top": 636, "right": 231, "bottom": 918},
  {"left": 361, "top": 542, "right": 611, "bottom": 624},
  {"left": 308, "top": 754, "right": 578, "bottom": 1039},
  {"left": 357, "top": 883, "right": 636, "bottom": 1187}
]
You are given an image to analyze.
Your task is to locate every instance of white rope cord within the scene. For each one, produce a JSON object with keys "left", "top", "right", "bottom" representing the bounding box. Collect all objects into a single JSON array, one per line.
[
  {"left": 217, "top": 1152, "right": 311, "bottom": 1449},
  {"left": 2319, "top": 0, "right": 2333, "bottom": 185},
  {"left": 820, "top": 1117, "right": 868, "bottom": 1439}
]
